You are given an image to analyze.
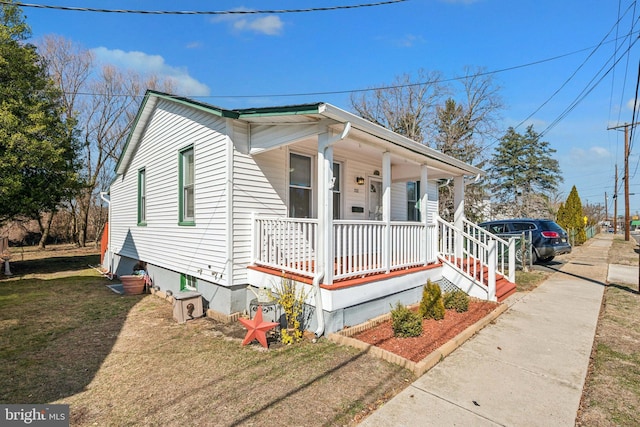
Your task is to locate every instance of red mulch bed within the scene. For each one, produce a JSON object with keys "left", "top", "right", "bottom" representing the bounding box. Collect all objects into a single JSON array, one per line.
[{"left": 352, "top": 300, "right": 499, "bottom": 363}]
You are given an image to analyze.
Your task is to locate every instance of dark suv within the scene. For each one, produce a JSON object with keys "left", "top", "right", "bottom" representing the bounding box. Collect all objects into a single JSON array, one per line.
[{"left": 478, "top": 219, "right": 572, "bottom": 263}]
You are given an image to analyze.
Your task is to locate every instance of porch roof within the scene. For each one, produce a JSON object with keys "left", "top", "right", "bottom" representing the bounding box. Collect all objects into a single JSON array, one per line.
[{"left": 116, "top": 90, "right": 484, "bottom": 179}]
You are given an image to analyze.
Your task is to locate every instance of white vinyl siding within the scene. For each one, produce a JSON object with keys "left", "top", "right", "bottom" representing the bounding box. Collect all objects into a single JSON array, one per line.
[
  {"left": 231, "top": 121, "right": 288, "bottom": 285},
  {"left": 109, "top": 99, "right": 229, "bottom": 285}
]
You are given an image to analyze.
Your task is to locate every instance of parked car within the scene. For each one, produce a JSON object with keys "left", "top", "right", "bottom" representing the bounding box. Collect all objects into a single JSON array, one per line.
[{"left": 478, "top": 219, "right": 572, "bottom": 264}]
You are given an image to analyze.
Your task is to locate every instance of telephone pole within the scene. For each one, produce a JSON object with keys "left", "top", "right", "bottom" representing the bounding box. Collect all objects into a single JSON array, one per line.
[
  {"left": 614, "top": 165, "right": 618, "bottom": 236},
  {"left": 608, "top": 122, "right": 640, "bottom": 241}
]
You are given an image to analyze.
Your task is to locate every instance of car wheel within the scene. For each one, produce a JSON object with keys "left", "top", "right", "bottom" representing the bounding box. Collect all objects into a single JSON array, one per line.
[{"left": 539, "top": 256, "right": 554, "bottom": 263}]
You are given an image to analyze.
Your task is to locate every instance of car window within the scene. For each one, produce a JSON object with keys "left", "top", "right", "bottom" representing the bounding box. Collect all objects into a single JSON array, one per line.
[
  {"left": 539, "top": 220, "right": 564, "bottom": 233},
  {"left": 488, "top": 223, "right": 507, "bottom": 233},
  {"left": 511, "top": 222, "right": 535, "bottom": 231}
]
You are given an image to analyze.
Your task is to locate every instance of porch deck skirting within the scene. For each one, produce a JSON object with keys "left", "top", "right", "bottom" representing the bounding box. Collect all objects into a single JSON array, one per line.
[
  {"left": 246, "top": 263, "right": 444, "bottom": 334},
  {"left": 252, "top": 216, "right": 438, "bottom": 283}
]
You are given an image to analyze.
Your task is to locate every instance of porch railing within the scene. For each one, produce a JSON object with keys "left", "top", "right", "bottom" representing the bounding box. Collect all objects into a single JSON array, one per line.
[
  {"left": 253, "top": 215, "right": 436, "bottom": 282},
  {"left": 253, "top": 216, "right": 317, "bottom": 277},
  {"left": 463, "top": 218, "right": 516, "bottom": 283},
  {"left": 436, "top": 217, "right": 515, "bottom": 297}
]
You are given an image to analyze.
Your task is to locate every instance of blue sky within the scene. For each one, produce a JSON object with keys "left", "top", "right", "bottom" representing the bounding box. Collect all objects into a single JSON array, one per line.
[{"left": 19, "top": 0, "right": 640, "bottom": 216}]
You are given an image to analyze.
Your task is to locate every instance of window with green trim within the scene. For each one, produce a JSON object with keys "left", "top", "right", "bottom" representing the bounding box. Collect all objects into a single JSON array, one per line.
[
  {"left": 180, "top": 274, "right": 197, "bottom": 291},
  {"left": 138, "top": 168, "right": 146, "bottom": 225},
  {"left": 179, "top": 146, "right": 195, "bottom": 225}
]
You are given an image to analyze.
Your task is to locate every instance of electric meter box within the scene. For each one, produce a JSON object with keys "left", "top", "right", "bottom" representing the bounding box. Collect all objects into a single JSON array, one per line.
[{"left": 173, "top": 291, "right": 204, "bottom": 323}]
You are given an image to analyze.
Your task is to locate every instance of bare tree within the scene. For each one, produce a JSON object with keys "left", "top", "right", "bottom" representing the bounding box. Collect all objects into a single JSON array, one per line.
[
  {"left": 350, "top": 69, "right": 449, "bottom": 143},
  {"left": 433, "top": 67, "right": 503, "bottom": 222},
  {"left": 350, "top": 67, "right": 503, "bottom": 223},
  {"left": 38, "top": 35, "right": 175, "bottom": 247}
]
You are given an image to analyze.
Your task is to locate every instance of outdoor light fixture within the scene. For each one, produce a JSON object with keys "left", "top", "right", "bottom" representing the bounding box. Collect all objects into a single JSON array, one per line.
[{"left": 356, "top": 176, "right": 365, "bottom": 185}]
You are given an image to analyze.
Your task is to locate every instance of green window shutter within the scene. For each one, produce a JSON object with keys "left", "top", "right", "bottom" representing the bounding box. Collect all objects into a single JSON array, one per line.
[{"left": 180, "top": 274, "right": 186, "bottom": 291}]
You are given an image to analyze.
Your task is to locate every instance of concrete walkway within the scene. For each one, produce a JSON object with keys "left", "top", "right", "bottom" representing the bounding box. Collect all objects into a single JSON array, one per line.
[{"left": 361, "top": 233, "right": 616, "bottom": 427}]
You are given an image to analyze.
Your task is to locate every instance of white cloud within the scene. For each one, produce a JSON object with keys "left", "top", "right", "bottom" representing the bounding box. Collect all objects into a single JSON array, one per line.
[
  {"left": 626, "top": 97, "right": 638, "bottom": 111},
  {"left": 211, "top": 9, "right": 283, "bottom": 35},
  {"left": 91, "top": 47, "right": 210, "bottom": 96},
  {"left": 396, "top": 34, "right": 426, "bottom": 48},
  {"left": 565, "top": 146, "right": 611, "bottom": 169}
]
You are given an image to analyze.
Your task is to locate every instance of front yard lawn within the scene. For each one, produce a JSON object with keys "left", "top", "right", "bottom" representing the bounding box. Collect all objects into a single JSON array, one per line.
[{"left": 0, "top": 246, "right": 412, "bottom": 426}]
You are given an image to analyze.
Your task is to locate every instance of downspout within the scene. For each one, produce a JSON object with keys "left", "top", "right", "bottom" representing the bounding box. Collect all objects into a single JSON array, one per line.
[
  {"left": 99, "top": 192, "right": 112, "bottom": 276},
  {"left": 465, "top": 173, "right": 481, "bottom": 185},
  {"left": 314, "top": 121, "right": 351, "bottom": 338}
]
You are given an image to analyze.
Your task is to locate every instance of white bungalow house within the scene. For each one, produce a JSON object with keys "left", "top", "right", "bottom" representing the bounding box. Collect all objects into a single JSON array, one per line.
[{"left": 103, "top": 90, "right": 516, "bottom": 336}]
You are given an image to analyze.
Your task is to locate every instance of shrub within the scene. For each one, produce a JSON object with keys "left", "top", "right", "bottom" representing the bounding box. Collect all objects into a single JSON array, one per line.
[
  {"left": 443, "top": 290, "right": 470, "bottom": 313},
  {"left": 271, "top": 276, "right": 308, "bottom": 344},
  {"left": 419, "top": 280, "right": 445, "bottom": 320},
  {"left": 390, "top": 302, "right": 423, "bottom": 338}
]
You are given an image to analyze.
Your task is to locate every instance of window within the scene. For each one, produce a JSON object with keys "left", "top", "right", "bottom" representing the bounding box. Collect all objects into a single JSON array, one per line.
[
  {"left": 332, "top": 162, "right": 341, "bottom": 219},
  {"left": 180, "top": 274, "right": 197, "bottom": 291},
  {"left": 289, "top": 153, "right": 312, "bottom": 218},
  {"left": 179, "top": 146, "right": 195, "bottom": 225},
  {"left": 138, "top": 168, "right": 146, "bottom": 225},
  {"left": 407, "top": 181, "right": 420, "bottom": 221}
]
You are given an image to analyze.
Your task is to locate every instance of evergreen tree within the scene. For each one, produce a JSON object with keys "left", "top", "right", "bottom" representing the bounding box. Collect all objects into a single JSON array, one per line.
[
  {"left": 557, "top": 186, "right": 586, "bottom": 245},
  {"left": 489, "top": 125, "right": 562, "bottom": 218},
  {"left": 0, "top": 1, "right": 81, "bottom": 225}
]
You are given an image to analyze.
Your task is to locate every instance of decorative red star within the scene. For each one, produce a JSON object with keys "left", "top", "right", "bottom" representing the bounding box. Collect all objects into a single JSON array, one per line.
[{"left": 239, "top": 306, "right": 280, "bottom": 348}]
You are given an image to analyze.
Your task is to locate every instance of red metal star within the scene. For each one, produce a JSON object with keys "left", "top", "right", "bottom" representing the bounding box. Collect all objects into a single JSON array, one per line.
[{"left": 239, "top": 306, "right": 280, "bottom": 348}]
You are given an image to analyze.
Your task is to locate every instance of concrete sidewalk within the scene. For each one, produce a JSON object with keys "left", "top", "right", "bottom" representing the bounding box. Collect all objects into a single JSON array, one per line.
[{"left": 361, "top": 233, "right": 617, "bottom": 427}]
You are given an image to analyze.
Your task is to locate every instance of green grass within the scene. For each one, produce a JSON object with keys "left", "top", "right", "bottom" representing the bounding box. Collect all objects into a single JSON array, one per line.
[
  {"left": 576, "top": 237, "right": 640, "bottom": 426},
  {"left": 514, "top": 269, "right": 549, "bottom": 292},
  {"left": 0, "top": 249, "right": 412, "bottom": 426}
]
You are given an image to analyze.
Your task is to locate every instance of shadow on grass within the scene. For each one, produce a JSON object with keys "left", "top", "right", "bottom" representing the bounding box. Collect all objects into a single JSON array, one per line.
[
  {"left": 0, "top": 275, "right": 142, "bottom": 403},
  {"left": 4, "top": 254, "right": 101, "bottom": 276}
]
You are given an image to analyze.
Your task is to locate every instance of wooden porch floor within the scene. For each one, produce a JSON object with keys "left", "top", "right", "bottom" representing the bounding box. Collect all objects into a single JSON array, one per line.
[
  {"left": 247, "top": 263, "right": 442, "bottom": 290},
  {"left": 249, "top": 258, "right": 517, "bottom": 302}
]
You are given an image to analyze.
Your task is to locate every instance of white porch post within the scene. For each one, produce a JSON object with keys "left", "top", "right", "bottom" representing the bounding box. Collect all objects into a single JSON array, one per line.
[
  {"left": 420, "top": 164, "right": 429, "bottom": 265},
  {"left": 318, "top": 132, "right": 334, "bottom": 285},
  {"left": 453, "top": 175, "right": 465, "bottom": 260},
  {"left": 382, "top": 152, "right": 391, "bottom": 273}
]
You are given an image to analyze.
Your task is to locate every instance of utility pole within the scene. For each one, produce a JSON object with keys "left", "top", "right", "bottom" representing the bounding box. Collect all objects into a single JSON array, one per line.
[
  {"left": 608, "top": 122, "right": 640, "bottom": 241},
  {"left": 605, "top": 191, "right": 608, "bottom": 227},
  {"left": 614, "top": 165, "right": 618, "bottom": 236}
]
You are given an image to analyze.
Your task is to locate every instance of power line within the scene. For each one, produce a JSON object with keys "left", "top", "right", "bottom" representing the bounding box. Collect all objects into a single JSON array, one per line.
[
  {"left": 539, "top": 30, "right": 640, "bottom": 138},
  {"left": 0, "top": 0, "right": 408, "bottom": 15},
  {"left": 62, "top": 35, "right": 638, "bottom": 100},
  {"left": 514, "top": 1, "right": 637, "bottom": 131}
]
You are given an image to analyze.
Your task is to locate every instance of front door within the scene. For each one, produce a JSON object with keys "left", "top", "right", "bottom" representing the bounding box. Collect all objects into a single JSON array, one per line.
[{"left": 368, "top": 177, "right": 382, "bottom": 220}]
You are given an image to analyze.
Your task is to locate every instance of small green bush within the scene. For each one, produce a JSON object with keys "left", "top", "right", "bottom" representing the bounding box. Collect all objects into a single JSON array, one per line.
[
  {"left": 419, "top": 280, "right": 445, "bottom": 320},
  {"left": 443, "top": 290, "right": 469, "bottom": 313},
  {"left": 390, "top": 302, "right": 423, "bottom": 338}
]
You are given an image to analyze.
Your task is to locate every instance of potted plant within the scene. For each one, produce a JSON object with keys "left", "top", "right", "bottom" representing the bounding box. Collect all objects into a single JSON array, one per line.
[{"left": 120, "top": 275, "right": 145, "bottom": 295}]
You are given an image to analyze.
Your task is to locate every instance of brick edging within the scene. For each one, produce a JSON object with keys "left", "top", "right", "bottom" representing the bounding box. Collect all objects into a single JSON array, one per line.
[{"left": 328, "top": 303, "right": 508, "bottom": 377}]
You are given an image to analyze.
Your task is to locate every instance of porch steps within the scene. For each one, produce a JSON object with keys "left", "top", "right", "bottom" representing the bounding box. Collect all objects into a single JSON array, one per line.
[{"left": 445, "top": 257, "right": 517, "bottom": 303}]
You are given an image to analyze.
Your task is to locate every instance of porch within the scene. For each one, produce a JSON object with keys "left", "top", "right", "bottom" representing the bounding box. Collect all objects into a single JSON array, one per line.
[{"left": 249, "top": 214, "right": 517, "bottom": 303}]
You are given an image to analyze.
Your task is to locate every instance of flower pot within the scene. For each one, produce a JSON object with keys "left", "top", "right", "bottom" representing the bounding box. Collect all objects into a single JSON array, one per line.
[{"left": 120, "top": 275, "right": 145, "bottom": 295}]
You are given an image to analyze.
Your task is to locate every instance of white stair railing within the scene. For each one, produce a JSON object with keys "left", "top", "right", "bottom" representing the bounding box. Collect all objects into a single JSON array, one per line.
[{"left": 463, "top": 218, "right": 515, "bottom": 283}]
